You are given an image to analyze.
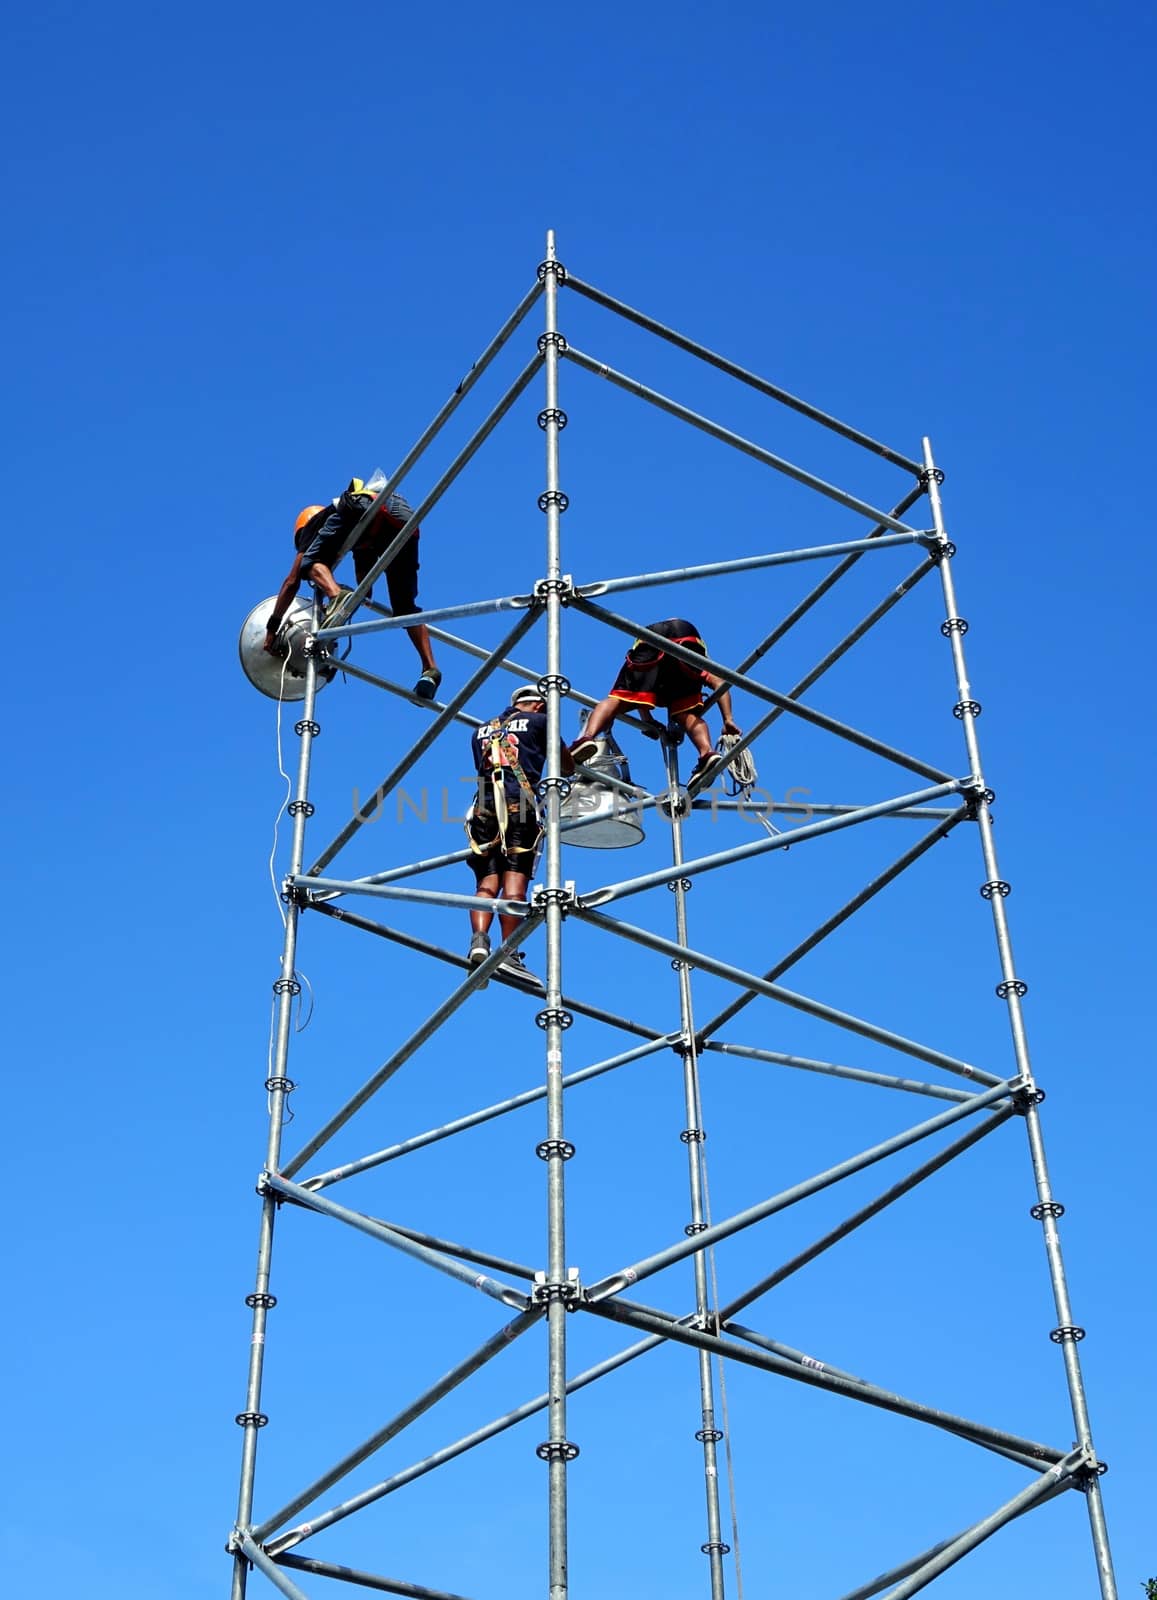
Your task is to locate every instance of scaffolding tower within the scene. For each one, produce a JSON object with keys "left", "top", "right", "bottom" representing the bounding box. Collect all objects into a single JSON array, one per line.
[{"left": 228, "top": 231, "right": 1117, "bottom": 1600}]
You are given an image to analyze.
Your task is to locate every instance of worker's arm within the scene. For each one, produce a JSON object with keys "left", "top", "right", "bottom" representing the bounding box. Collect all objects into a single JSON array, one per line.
[
  {"left": 705, "top": 672, "right": 740, "bottom": 735},
  {"left": 264, "top": 554, "right": 304, "bottom": 649}
]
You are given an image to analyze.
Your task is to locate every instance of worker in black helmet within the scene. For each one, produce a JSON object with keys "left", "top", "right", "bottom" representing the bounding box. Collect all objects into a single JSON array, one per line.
[
  {"left": 465, "top": 685, "right": 575, "bottom": 989},
  {"left": 263, "top": 471, "right": 441, "bottom": 700}
]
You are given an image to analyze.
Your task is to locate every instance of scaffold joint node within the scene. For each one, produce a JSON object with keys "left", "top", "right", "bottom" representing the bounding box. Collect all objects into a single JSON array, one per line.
[
  {"left": 536, "top": 672, "right": 571, "bottom": 697},
  {"left": 532, "top": 1267, "right": 583, "bottom": 1307},
  {"left": 235, "top": 1411, "right": 268, "bottom": 1428},
  {"left": 536, "top": 258, "right": 568, "bottom": 284},
  {"left": 537, "top": 407, "right": 569, "bottom": 431},
  {"left": 536, "top": 775, "right": 573, "bottom": 801},
  {"left": 272, "top": 976, "right": 301, "bottom": 996},
  {"left": 531, "top": 881, "right": 575, "bottom": 911},
  {"left": 1031, "top": 1200, "right": 1065, "bottom": 1221},
  {"left": 919, "top": 465, "right": 946, "bottom": 487},
  {"left": 680, "top": 1127, "right": 707, "bottom": 1143},
  {"left": 1050, "top": 1324, "right": 1086, "bottom": 1344},
  {"left": 537, "top": 330, "right": 569, "bottom": 355},
  {"left": 667, "top": 876, "right": 693, "bottom": 893},
  {"left": 537, "top": 488, "right": 570, "bottom": 514},
  {"left": 264, "top": 1076, "right": 296, "bottom": 1096},
  {"left": 962, "top": 782, "right": 995, "bottom": 819},
  {"left": 696, "top": 1427, "right": 724, "bottom": 1443},
  {"left": 941, "top": 616, "right": 969, "bottom": 637},
  {"left": 533, "top": 574, "right": 575, "bottom": 600},
  {"left": 535, "top": 1006, "right": 574, "bottom": 1030},
  {"left": 953, "top": 699, "right": 982, "bottom": 720},
  {"left": 684, "top": 1221, "right": 709, "bottom": 1236},
  {"left": 996, "top": 977, "right": 1029, "bottom": 999},
  {"left": 1011, "top": 1080, "right": 1046, "bottom": 1114},
  {"left": 928, "top": 539, "right": 957, "bottom": 563},
  {"left": 536, "top": 1439, "right": 580, "bottom": 1461},
  {"left": 294, "top": 718, "right": 320, "bottom": 737},
  {"left": 980, "top": 879, "right": 1011, "bottom": 900},
  {"left": 246, "top": 1291, "right": 277, "bottom": 1309},
  {"left": 536, "top": 1138, "right": 576, "bottom": 1163},
  {"left": 701, "top": 1541, "right": 731, "bottom": 1556}
]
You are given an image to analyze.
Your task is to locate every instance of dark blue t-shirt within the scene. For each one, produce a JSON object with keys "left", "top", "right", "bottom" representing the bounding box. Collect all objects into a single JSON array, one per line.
[{"left": 471, "top": 707, "right": 549, "bottom": 804}]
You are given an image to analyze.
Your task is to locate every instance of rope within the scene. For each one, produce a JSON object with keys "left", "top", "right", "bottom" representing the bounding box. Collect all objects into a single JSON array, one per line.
[
  {"left": 700, "top": 1152, "right": 746, "bottom": 1599},
  {"left": 266, "top": 648, "right": 312, "bottom": 1123},
  {"left": 717, "top": 732, "right": 758, "bottom": 797}
]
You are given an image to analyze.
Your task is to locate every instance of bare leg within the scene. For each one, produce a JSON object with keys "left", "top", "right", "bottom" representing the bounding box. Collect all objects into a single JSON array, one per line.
[
  {"left": 673, "top": 708, "right": 714, "bottom": 757},
  {"left": 498, "top": 872, "right": 531, "bottom": 942},
  {"left": 470, "top": 874, "right": 499, "bottom": 937},
  {"left": 572, "top": 694, "right": 622, "bottom": 745},
  {"left": 406, "top": 623, "right": 438, "bottom": 673}
]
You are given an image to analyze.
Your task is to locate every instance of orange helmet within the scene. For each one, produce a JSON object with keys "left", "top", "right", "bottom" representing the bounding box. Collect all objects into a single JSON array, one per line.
[{"left": 295, "top": 504, "right": 327, "bottom": 538}]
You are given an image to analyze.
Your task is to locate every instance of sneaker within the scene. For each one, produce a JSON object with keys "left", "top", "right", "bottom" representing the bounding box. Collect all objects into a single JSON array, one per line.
[
  {"left": 323, "top": 586, "right": 356, "bottom": 624},
  {"left": 496, "top": 951, "right": 544, "bottom": 990},
  {"left": 688, "top": 750, "right": 720, "bottom": 785},
  {"left": 467, "top": 930, "right": 491, "bottom": 989},
  {"left": 414, "top": 666, "right": 443, "bottom": 701},
  {"left": 570, "top": 738, "right": 599, "bottom": 765}
]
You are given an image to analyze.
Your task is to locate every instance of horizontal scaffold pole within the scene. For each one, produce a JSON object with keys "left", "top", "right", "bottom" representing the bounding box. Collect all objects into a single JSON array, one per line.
[
  {"left": 252, "top": 1307, "right": 542, "bottom": 1544},
  {"left": 276, "top": 1552, "right": 479, "bottom": 1600},
  {"left": 585, "top": 1079, "right": 1015, "bottom": 1302},
  {"left": 581, "top": 1295, "right": 1065, "bottom": 1469},
  {"left": 574, "top": 905, "right": 997, "bottom": 1084},
  {"left": 572, "top": 597, "right": 953, "bottom": 785},
  {"left": 302, "top": 1037, "right": 674, "bottom": 1191},
  {"left": 264, "top": 1172, "right": 530, "bottom": 1310},
  {"left": 564, "top": 273, "right": 923, "bottom": 473},
  {"left": 267, "top": 1334, "right": 666, "bottom": 1556},
  {"left": 306, "top": 900, "right": 668, "bottom": 1043},
  {"left": 704, "top": 1041, "right": 974, "bottom": 1103},
  {"left": 719, "top": 1108, "right": 1016, "bottom": 1322},
  {"left": 282, "top": 915, "right": 542, "bottom": 1178},
  {"left": 697, "top": 810, "right": 967, "bottom": 1040},
  {"left": 579, "top": 781, "right": 966, "bottom": 908},
  {"left": 687, "top": 554, "right": 938, "bottom": 797},
  {"left": 564, "top": 345, "right": 919, "bottom": 531},
  {"left": 578, "top": 531, "right": 928, "bottom": 599},
  {"left": 308, "top": 606, "right": 542, "bottom": 875}
]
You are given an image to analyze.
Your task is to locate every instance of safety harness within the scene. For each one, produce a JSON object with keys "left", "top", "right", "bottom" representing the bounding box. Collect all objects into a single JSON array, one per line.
[{"left": 467, "top": 717, "right": 543, "bottom": 859}]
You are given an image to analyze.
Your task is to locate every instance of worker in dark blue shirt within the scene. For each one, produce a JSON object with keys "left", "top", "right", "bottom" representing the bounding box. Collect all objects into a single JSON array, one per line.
[
  {"left": 465, "top": 685, "right": 574, "bottom": 989},
  {"left": 263, "top": 473, "right": 441, "bottom": 699}
]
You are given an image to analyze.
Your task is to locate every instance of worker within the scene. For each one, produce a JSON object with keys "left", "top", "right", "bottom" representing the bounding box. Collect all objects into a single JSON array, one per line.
[
  {"left": 570, "top": 617, "right": 740, "bottom": 782},
  {"left": 466, "top": 685, "right": 575, "bottom": 989},
  {"left": 263, "top": 472, "right": 441, "bottom": 700}
]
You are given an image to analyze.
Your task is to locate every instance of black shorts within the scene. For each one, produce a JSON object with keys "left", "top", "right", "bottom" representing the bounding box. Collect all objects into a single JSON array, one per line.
[
  {"left": 300, "top": 522, "right": 421, "bottom": 615},
  {"left": 609, "top": 626, "right": 707, "bottom": 714},
  {"left": 353, "top": 531, "right": 421, "bottom": 616},
  {"left": 467, "top": 806, "right": 542, "bottom": 880}
]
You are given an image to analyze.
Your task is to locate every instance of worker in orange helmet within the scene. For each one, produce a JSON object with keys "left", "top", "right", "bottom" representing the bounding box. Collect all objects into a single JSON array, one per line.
[{"left": 263, "top": 472, "right": 441, "bottom": 700}]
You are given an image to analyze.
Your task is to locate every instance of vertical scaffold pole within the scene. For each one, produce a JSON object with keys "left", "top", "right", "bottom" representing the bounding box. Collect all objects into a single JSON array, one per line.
[
  {"left": 663, "top": 739, "right": 729, "bottom": 1600},
  {"left": 922, "top": 438, "right": 1118, "bottom": 1600},
  {"left": 538, "top": 228, "right": 574, "bottom": 1600},
  {"left": 229, "top": 641, "right": 321, "bottom": 1598}
]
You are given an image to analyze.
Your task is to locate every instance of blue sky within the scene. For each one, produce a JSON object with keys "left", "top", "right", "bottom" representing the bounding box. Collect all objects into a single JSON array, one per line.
[{"left": 3, "top": 2, "right": 1154, "bottom": 1597}]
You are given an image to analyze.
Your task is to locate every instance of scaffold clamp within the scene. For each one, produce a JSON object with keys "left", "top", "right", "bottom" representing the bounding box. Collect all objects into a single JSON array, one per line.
[
  {"left": 531, "top": 881, "right": 576, "bottom": 912},
  {"left": 532, "top": 1267, "right": 583, "bottom": 1307}
]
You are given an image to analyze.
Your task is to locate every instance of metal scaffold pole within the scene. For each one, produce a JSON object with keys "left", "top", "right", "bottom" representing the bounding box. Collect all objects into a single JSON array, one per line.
[
  {"left": 230, "top": 635, "right": 321, "bottom": 1599},
  {"left": 921, "top": 438, "right": 1118, "bottom": 1600},
  {"left": 226, "top": 232, "right": 1117, "bottom": 1600},
  {"left": 662, "top": 737, "right": 728, "bottom": 1599},
  {"left": 537, "top": 228, "right": 574, "bottom": 1600}
]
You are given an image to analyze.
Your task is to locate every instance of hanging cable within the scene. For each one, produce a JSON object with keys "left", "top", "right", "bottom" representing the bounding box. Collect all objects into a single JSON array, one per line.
[{"left": 700, "top": 1154, "right": 746, "bottom": 1600}]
